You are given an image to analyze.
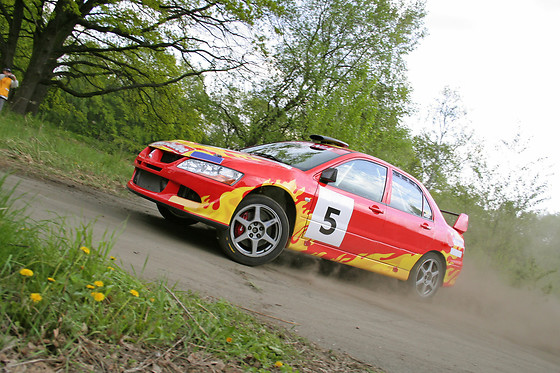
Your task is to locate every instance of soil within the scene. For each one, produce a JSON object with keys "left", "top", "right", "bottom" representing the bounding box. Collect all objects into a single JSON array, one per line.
[{"left": 2, "top": 172, "right": 560, "bottom": 373}]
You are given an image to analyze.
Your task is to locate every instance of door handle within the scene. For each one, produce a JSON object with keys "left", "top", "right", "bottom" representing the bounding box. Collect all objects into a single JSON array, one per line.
[
  {"left": 369, "top": 205, "right": 384, "bottom": 214},
  {"left": 420, "top": 222, "right": 432, "bottom": 230}
]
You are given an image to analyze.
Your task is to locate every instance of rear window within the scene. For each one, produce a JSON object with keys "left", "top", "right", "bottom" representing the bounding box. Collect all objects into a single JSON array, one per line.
[{"left": 243, "top": 142, "right": 347, "bottom": 171}]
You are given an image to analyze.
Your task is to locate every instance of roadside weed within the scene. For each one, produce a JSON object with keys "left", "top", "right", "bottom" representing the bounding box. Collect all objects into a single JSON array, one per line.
[{"left": 0, "top": 175, "right": 307, "bottom": 371}]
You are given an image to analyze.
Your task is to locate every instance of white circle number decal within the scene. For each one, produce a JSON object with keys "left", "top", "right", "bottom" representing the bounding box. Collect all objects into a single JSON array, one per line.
[{"left": 305, "top": 187, "right": 354, "bottom": 247}]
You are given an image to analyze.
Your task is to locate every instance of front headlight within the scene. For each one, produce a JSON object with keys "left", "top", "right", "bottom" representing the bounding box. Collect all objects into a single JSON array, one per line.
[{"left": 177, "top": 159, "right": 243, "bottom": 185}]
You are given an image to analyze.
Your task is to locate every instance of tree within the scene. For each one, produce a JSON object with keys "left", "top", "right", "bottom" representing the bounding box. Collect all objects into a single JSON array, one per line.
[
  {"left": 412, "top": 86, "right": 484, "bottom": 191},
  {"left": 413, "top": 87, "right": 556, "bottom": 293},
  {"left": 207, "top": 0, "right": 425, "bottom": 153},
  {"left": 0, "top": 0, "right": 283, "bottom": 114},
  {"left": 478, "top": 131, "right": 550, "bottom": 213},
  {"left": 40, "top": 71, "right": 211, "bottom": 151}
]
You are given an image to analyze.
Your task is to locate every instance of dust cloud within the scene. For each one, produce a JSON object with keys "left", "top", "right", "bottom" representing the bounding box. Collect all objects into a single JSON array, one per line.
[
  {"left": 432, "top": 259, "right": 560, "bottom": 356},
  {"left": 274, "top": 252, "right": 560, "bottom": 357}
]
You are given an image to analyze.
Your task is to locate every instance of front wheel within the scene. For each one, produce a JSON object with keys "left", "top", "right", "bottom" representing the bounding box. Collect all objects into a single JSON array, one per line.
[
  {"left": 218, "top": 195, "right": 289, "bottom": 266},
  {"left": 407, "top": 252, "right": 444, "bottom": 298}
]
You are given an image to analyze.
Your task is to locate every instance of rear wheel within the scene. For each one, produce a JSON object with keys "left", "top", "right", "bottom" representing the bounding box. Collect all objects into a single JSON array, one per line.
[
  {"left": 157, "top": 204, "right": 197, "bottom": 226},
  {"left": 218, "top": 195, "right": 289, "bottom": 266},
  {"left": 408, "top": 252, "right": 444, "bottom": 298}
]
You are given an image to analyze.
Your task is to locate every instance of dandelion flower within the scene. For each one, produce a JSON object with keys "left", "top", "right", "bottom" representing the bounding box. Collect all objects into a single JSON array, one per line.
[
  {"left": 107, "top": 266, "right": 115, "bottom": 271},
  {"left": 274, "top": 361, "right": 283, "bottom": 367},
  {"left": 90, "top": 292, "right": 105, "bottom": 302},
  {"left": 19, "top": 268, "right": 34, "bottom": 277},
  {"left": 30, "top": 293, "right": 42, "bottom": 303},
  {"left": 129, "top": 289, "right": 139, "bottom": 297},
  {"left": 47, "top": 277, "right": 55, "bottom": 283},
  {"left": 79, "top": 246, "right": 90, "bottom": 255},
  {"left": 86, "top": 284, "right": 95, "bottom": 289},
  {"left": 226, "top": 337, "right": 233, "bottom": 343},
  {"left": 93, "top": 280, "right": 104, "bottom": 287}
]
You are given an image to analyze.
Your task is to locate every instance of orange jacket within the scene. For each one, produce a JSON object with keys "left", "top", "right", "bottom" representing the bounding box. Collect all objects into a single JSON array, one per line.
[{"left": 0, "top": 74, "right": 18, "bottom": 100}]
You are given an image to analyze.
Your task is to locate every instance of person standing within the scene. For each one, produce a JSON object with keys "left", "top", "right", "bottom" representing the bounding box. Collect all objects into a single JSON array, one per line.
[{"left": 0, "top": 68, "right": 19, "bottom": 113}]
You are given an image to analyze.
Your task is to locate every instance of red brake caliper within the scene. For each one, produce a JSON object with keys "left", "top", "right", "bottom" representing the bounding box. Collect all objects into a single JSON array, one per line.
[{"left": 234, "top": 211, "right": 249, "bottom": 237}]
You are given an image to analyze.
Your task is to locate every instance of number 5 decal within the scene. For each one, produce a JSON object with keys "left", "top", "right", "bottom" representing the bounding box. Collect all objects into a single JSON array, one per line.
[
  {"left": 305, "top": 187, "right": 354, "bottom": 247},
  {"left": 319, "top": 207, "right": 340, "bottom": 235}
]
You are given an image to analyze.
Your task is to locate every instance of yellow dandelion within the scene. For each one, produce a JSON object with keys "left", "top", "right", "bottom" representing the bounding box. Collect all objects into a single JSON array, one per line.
[
  {"left": 93, "top": 280, "right": 104, "bottom": 287},
  {"left": 129, "top": 289, "right": 139, "bottom": 297},
  {"left": 274, "top": 361, "right": 283, "bottom": 367},
  {"left": 90, "top": 292, "right": 105, "bottom": 302},
  {"left": 226, "top": 337, "right": 233, "bottom": 343},
  {"left": 47, "top": 277, "right": 55, "bottom": 283},
  {"left": 30, "top": 293, "right": 42, "bottom": 303},
  {"left": 107, "top": 266, "right": 115, "bottom": 271},
  {"left": 19, "top": 268, "right": 34, "bottom": 277},
  {"left": 86, "top": 284, "right": 95, "bottom": 289},
  {"left": 79, "top": 246, "right": 90, "bottom": 255},
  {"left": 109, "top": 256, "right": 116, "bottom": 261}
]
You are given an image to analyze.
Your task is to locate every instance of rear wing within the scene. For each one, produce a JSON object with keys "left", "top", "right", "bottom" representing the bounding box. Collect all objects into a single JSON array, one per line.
[{"left": 441, "top": 210, "right": 469, "bottom": 234}]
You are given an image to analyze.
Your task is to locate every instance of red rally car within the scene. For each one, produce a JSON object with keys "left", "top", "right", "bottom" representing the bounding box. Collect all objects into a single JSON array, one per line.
[{"left": 127, "top": 135, "right": 468, "bottom": 298}]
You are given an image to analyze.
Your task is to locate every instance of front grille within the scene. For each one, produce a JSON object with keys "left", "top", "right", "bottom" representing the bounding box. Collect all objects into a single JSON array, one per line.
[{"left": 133, "top": 169, "right": 168, "bottom": 192}]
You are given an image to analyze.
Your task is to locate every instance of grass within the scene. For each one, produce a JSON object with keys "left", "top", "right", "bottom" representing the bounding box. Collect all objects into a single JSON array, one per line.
[
  {"left": 0, "top": 112, "right": 132, "bottom": 194},
  {"left": 0, "top": 115, "right": 377, "bottom": 371}
]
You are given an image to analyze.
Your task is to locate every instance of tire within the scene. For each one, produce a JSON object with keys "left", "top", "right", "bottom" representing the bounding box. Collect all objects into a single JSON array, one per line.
[
  {"left": 407, "top": 252, "right": 444, "bottom": 298},
  {"left": 157, "top": 204, "right": 197, "bottom": 226},
  {"left": 218, "top": 195, "right": 289, "bottom": 266}
]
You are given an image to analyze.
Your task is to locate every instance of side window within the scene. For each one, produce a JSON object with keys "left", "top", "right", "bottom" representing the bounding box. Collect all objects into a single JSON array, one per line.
[
  {"left": 390, "top": 171, "right": 424, "bottom": 217},
  {"left": 331, "top": 160, "right": 387, "bottom": 202}
]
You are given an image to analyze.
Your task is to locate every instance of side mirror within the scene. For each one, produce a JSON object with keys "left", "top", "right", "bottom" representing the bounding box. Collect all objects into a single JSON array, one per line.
[
  {"left": 453, "top": 213, "right": 469, "bottom": 234},
  {"left": 319, "top": 167, "right": 337, "bottom": 184}
]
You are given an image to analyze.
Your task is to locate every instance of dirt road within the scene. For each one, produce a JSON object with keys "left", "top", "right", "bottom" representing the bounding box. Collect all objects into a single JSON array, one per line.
[{"left": 3, "top": 172, "right": 560, "bottom": 372}]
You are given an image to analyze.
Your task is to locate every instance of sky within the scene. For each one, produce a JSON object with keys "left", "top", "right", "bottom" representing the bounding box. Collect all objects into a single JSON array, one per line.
[{"left": 403, "top": 0, "right": 560, "bottom": 213}]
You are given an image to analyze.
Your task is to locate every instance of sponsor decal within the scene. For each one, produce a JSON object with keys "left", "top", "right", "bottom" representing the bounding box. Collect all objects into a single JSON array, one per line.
[
  {"left": 190, "top": 151, "right": 224, "bottom": 165},
  {"left": 450, "top": 247, "right": 463, "bottom": 258}
]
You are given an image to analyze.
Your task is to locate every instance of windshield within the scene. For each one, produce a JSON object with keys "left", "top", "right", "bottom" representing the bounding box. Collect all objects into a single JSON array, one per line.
[{"left": 242, "top": 142, "right": 348, "bottom": 171}]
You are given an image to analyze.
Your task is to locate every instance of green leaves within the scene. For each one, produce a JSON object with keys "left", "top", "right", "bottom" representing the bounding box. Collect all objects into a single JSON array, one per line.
[
  {"left": 3, "top": 0, "right": 286, "bottom": 114},
  {"left": 207, "top": 0, "right": 425, "bottom": 150}
]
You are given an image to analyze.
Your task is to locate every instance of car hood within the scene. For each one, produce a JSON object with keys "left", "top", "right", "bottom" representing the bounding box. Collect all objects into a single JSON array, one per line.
[{"left": 149, "top": 140, "right": 295, "bottom": 171}]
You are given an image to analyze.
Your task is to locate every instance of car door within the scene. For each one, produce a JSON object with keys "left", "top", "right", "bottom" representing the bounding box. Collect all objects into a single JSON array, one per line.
[
  {"left": 383, "top": 170, "right": 435, "bottom": 256},
  {"left": 304, "top": 159, "right": 388, "bottom": 256}
]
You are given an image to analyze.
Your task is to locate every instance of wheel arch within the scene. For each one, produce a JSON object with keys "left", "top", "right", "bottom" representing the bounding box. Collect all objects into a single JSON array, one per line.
[
  {"left": 428, "top": 250, "right": 447, "bottom": 275},
  {"left": 245, "top": 186, "right": 296, "bottom": 237}
]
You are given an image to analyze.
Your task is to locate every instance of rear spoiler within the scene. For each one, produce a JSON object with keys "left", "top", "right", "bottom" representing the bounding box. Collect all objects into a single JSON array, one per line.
[{"left": 441, "top": 210, "right": 469, "bottom": 234}]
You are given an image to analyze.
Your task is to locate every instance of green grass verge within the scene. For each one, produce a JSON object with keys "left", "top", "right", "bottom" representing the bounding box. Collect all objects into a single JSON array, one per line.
[{"left": 0, "top": 112, "right": 132, "bottom": 194}]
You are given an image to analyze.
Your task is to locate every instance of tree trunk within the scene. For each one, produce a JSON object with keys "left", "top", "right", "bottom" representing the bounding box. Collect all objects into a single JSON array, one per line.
[
  {"left": 10, "top": 0, "right": 91, "bottom": 114},
  {"left": 0, "top": 0, "right": 24, "bottom": 68},
  {"left": 10, "top": 39, "right": 58, "bottom": 114}
]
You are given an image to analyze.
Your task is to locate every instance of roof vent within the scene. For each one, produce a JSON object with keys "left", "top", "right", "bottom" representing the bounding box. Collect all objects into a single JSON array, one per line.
[{"left": 309, "top": 134, "right": 349, "bottom": 148}]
